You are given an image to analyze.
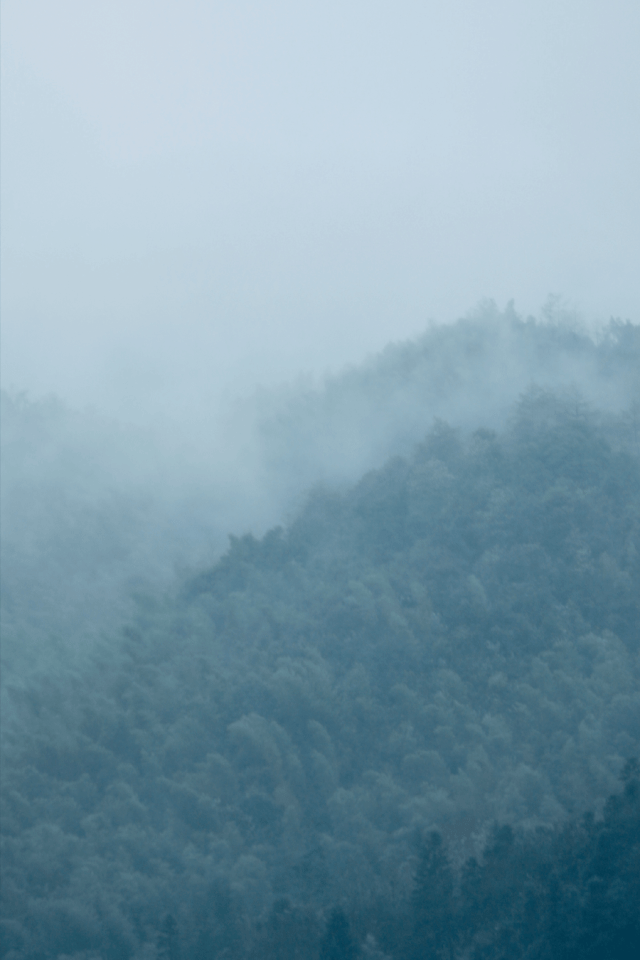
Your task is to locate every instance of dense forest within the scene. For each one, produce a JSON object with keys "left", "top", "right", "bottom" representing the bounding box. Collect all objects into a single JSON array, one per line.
[{"left": 1, "top": 309, "right": 640, "bottom": 958}]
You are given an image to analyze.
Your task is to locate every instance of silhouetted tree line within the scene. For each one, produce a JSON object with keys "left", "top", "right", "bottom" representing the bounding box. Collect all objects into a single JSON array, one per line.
[
  {"left": 403, "top": 760, "right": 640, "bottom": 960},
  {"left": 148, "top": 765, "right": 640, "bottom": 960}
]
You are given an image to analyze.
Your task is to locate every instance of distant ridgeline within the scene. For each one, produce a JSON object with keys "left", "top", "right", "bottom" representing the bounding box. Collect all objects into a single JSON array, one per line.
[
  {"left": 2, "top": 383, "right": 639, "bottom": 958},
  {"left": 250, "top": 307, "right": 640, "bottom": 496}
]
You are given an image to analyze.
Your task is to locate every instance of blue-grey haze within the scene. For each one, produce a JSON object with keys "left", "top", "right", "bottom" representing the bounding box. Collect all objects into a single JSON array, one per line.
[{"left": 2, "top": 1, "right": 639, "bottom": 422}]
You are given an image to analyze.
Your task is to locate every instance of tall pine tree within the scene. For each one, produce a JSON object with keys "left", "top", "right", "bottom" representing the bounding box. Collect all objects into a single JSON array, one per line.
[{"left": 411, "top": 832, "right": 457, "bottom": 960}]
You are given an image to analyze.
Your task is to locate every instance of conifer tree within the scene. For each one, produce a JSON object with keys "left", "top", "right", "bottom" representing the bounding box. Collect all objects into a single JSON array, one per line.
[
  {"left": 157, "top": 914, "right": 180, "bottom": 960},
  {"left": 320, "top": 907, "right": 359, "bottom": 960},
  {"left": 411, "top": 832, "right": 457, "bottom": 960}
]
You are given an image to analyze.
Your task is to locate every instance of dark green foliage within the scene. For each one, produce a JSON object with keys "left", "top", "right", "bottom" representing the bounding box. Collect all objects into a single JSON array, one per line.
[
  {"left": 320, "top": 908, "right": 359, "bottom": 960},
  {"left": 411, "top": 833, "right": 456, "bottom": 960},
  {"left": 192, "top": 883, "right": 245, "bottom": 960},
  {"left": 250, "top": 899, "right": 320, "bottom": 960},
  {"left": 2, "top": 323, "right": 640, "bottom": 959},
  {"left": 466, "top": 764, "right": 640, "bottom": 960},
  {"left": 157, "top": 914, "right": 180, "bottom": 960}
]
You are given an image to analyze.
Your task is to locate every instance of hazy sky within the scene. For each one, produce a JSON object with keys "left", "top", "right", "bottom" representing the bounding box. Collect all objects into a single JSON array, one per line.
[{"left": 2, "top": 0, "right": 639, "bottom": 421}]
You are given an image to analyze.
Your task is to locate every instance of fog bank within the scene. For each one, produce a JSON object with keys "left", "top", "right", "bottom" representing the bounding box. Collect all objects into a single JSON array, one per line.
[{"left": 3, "top": 1, "right": 639, "bottom": 420}]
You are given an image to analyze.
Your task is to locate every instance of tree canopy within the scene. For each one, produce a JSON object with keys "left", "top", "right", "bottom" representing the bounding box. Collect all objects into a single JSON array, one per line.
[{"left": 1, "top": 316, "right": 639, "bottom": 959}]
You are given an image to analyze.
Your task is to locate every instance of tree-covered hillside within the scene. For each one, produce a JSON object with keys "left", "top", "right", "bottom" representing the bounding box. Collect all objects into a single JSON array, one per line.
[
  {"left": 2, "top": 386, "right": 639, "bottom": 959},
  {"left": 249, "top": 304, "right": 640, "bottom": 498},
  {"left": 3, "top": 306, "right": 639, "bottom": 686}
]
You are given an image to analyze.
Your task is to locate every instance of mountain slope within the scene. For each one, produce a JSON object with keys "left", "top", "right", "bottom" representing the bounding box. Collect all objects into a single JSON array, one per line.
[{"left": 2, "top": 388, "right": 639, "bottom": 958}]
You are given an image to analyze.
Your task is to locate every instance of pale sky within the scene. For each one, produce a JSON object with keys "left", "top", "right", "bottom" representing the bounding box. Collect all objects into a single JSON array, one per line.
[{"left": 2, "top": 0, "right": 639, "bottom": 421}]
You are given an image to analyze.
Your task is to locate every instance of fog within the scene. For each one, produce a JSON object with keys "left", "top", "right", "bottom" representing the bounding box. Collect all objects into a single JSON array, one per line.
[
  {"left": 2, "top": 306, "right": 638, "bottom": 685},
  {"left": 2, "top": 0, "right": 639, "bottom": 423},
  {"left": 3, "top": 9, "right": 640, "bottom": 954},
  {"left": 2, "top": 320, "right": 639, "bottom": 956},
  {"left": 2, "top": 0, "right": 639, "bottom": 686}
]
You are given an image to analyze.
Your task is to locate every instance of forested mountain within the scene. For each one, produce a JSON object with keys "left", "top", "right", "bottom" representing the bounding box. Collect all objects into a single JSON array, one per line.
[
  {"left": 2, "top": 340, "right": 639, "bottom": 958},
  {"left": 2, "top": 305, "right": 639, "bottom": 684}
]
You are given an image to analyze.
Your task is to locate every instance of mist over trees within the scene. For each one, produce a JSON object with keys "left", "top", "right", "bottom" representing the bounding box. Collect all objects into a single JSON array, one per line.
[
  {"left": 1, "top": 306, "right": 639, "bottom": 958},
  {"left": 3, "top": 304, "right": 638, "bottom": 676}
]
